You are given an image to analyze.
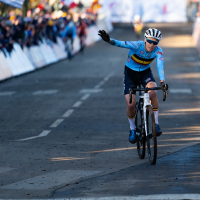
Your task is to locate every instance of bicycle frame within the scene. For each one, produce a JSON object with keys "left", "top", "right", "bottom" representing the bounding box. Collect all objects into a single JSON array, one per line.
[{"left": 143, "top": 93, "right": 152, "bottom": 136}]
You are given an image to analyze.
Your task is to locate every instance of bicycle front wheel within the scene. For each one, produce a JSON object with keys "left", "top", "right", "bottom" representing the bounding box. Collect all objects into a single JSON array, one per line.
[
  {"left": 146, "top": 105, "right": 157, "bottom": 165},
  {"left": 136, "top": 100, "right": 145, "bottom": 159}
]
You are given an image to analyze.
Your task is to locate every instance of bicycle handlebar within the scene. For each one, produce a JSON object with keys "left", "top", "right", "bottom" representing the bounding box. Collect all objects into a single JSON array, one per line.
[
  {"left": 130, "top": 87, "right": 162, "bottom": 92},
  {"left": 129, "top": 86, "right": 168, "bottom": 104}
]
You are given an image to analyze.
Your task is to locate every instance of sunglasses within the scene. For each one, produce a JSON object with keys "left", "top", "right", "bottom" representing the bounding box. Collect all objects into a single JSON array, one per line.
[{"left": 145, "top": 37, "right": 159, "bottom": 45}]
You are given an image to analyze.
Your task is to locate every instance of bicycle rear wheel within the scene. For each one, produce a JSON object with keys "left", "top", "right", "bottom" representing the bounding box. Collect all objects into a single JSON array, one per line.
[
  {"left": 136, "top": 100, "right": 145, "bottom": 159},
  {"left": 146, "top": 105, "right": 157, "bottom": 165}
]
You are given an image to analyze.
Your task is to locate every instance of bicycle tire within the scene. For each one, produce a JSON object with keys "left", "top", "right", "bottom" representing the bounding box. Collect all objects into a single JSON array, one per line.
[
  {"left": 146, "top": 105, "right": 157, "bottom": 165},
  {"left": 136, "top": 100, "right": 145, "bottom": 159}
]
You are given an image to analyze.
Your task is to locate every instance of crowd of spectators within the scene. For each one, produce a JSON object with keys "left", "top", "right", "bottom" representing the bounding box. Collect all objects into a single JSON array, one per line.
[{"left": 0, "top": 12, "right": 97, "bottom": 56}]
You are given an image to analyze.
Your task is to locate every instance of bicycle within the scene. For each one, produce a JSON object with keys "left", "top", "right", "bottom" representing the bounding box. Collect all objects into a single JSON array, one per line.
[
  {"left": 129, "top": 84, "right": 168, "bottom": 165},
  {"left": 65, "top": 38, "right": 74, "bottom": 60}
]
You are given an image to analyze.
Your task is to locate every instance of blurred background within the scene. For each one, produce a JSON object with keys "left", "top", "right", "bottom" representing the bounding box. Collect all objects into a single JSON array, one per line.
[
  {"left": 0, "top": 0, "right": 200, "bottom": 80},
  {"left": 1, "top": 1, "right": 200, "bottom": 198}
]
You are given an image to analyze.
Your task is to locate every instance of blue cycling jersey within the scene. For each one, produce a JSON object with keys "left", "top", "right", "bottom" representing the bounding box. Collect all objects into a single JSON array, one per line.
[{"left": 109, "top": 39, "right": 165, "bottom": 81}]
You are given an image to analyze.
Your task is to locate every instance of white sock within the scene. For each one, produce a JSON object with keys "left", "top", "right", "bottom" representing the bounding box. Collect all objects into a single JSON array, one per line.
[
  {"left": 153, "top": 108, "right": 159, "bottom": 124},
  {"left": 128, "top": 117, "right": 136, "bottom": 130}
]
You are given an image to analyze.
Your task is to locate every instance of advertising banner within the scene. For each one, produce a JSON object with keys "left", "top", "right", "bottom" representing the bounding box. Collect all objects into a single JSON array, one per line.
[
  {"left": 141, "top": 0, "right": 187, "bottom": 23},
  {"left": 99, "top": 0, "right": 187, "bottom": 23},
  {"left": 0, "top": 0, "right": 25, "bottom": 8},
  {"left": 99, "top": 0, "right": 135, "bottom": 23}
]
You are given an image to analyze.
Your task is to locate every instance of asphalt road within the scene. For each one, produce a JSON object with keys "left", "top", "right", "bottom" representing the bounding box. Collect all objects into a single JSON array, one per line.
[{"left": 0, "top": 23, "right": 200, "bottom": 199}]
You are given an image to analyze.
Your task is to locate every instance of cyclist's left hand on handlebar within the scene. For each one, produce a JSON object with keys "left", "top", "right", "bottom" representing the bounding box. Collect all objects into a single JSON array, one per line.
[
  {"left": 160, "top": 82, "right": 168, "bottom": 91},
  {"left": 98, "top": 30, "right": 110, "bottom": 43}
]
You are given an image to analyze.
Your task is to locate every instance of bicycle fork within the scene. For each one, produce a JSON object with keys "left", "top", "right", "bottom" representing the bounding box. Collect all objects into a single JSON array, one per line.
[{"left": 143, "top": 92, "right": 152, "bottom": 137}]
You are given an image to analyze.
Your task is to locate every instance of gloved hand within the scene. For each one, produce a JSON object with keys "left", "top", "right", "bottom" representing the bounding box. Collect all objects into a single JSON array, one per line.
[
  {"left": 98, "top": 30, "right": 110, "bottom": 43},
  {"left": 160, "top": 82, "right": 168, "bottom": 91}
]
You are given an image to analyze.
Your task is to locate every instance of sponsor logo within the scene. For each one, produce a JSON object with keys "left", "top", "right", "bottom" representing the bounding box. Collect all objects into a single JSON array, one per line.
[
  {"left": 140, "top": 51, "right": 144, "bottom": 54},
  {"left": 157, "top": 51, "right": 163, "bottom": 55},
  {"left": 159, "top": 57, "right": 164, "bottom": 61},
  {"left": 145, "top": 78, "right": 151, "bottom": 83},
  {"left": 125, "top": 41, "right": 128, "bottom": 45},
  {"left": 128, "top": 57, "right": 130, "bottom": 62}
]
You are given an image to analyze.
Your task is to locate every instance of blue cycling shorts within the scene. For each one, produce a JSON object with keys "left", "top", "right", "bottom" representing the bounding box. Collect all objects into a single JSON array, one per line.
[{"left": 123, "top": 65, "right": 155, "bottom": 95}]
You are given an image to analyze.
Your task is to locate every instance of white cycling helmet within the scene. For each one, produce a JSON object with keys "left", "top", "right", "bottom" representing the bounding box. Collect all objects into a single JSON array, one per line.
[{"left": 144, "top": 28, "right": 162, "bottom": 41}]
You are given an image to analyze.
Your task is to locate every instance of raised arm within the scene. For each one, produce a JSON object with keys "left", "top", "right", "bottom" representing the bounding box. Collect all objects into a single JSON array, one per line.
[
  {"left": 98, "top": 30, "right": 139, "bottom": 51},
  {"left": 156, "top": 49, "right": 165, "bottom": 81}
]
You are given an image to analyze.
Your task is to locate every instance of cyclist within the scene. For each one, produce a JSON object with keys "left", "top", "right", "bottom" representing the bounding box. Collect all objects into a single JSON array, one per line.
[
  {"left": 60, "top": 19, "right": 76, "bottom": 59},
  {"left": 133, "top": 15, "right": 143, "bottom": 38},
  {"left": 98, "top": 28, "right": 168, "bottom": 144}
]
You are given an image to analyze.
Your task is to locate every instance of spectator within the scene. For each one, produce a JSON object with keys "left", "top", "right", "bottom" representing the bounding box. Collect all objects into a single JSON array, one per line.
[{"left": 0, "top": 10, "right": 97, "bottom": 57}]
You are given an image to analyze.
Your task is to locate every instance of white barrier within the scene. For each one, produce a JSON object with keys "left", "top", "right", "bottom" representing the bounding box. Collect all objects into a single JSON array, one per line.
[
  {"left": 85, "top": 27, "right": 96, "bottom": 46},
  {"left": 52, "top": 43, "right": 67, "bottom": 60},
  {"left": 28, "top": 46, "right": 46, "bottom": 68},
  {"left": 0, "top": 52, "right": 13, "bottom": 80},
  {"left": 39, "top": 40, "right": 58, "bottom": 65},
  {"left": 90, "top": 26, "right": 101, "bottom": 42},
  {"left": 0, "top": 17, "right": 113, "bottom": 82},
  {"left": 4, "top": 49, "right": 20, "bottom": 76},
  {"left": 13, "top": 44, "right": 35, "bottom": 73},
  {"left": 73, "top": 35, "right": 81, "bottom": 53}
]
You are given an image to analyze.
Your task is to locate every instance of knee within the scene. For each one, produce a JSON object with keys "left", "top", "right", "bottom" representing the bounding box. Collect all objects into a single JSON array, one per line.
[
  {"left": 149, "top": 90, "right": 157, "bottom": 99},
  {"left": 127, "top": 102, "right": 135, "bottom": 110}
]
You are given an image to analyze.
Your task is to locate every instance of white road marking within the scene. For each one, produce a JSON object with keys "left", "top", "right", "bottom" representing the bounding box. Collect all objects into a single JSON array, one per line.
[
  {"left": 18, "top": 130, "right": 51, "bottom": 141},
  {"left": 169, "top": 89, "right": 192, "bottom": 94},
  {"left": 0, "top": 170, "right": 101, "bottom": 190},
  {"left": 73, "top": 101, "right": 82, "bottom": 108},
  {"left": 94, "top": 81, "right": 106, "bottom": 89},
  {"left": 104, "top": 76, "right": 110, "bottom": 81},
  {"left": 94, "top": 73, "right": 113, "bottom": 89},
  {"left": 80, "top": 89, "right": 103, "bottom": 93},
  {"left": 33, "top": 90, "right": 58, "bottom": 95},
  {"left": 50, "top": 157, "right": 90, "bottom": 161},
  {"left": 0, "top": 167, "right": 16, "bottom": 174},
  {"left": 62, "top": 109, "right": 74, "bottom": 117},
  {"left": 50, "top": 119, "right": 64, "bottom": 128},
  {"left": 0, "top": 91, "right": 16, "bottom": 96},
  {"left": 81, "top": 94, "right": 90, "bottom": 100}
]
